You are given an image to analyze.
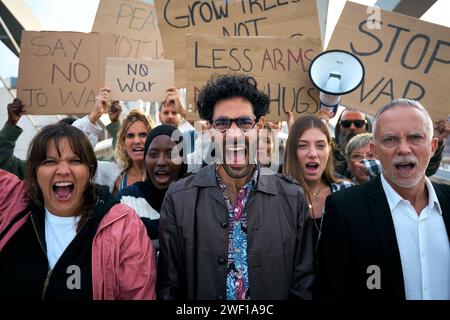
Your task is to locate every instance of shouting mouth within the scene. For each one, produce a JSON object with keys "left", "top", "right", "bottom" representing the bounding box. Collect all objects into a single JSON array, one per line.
[
  {"left": 154, "top": 169, "right": 171, "bottom": 185},
  {"left": 52, "top": 181, "right": 74, "bottom": 201},
  {"left": 225, "top": 144, "right": 247, "bottom": 167},
  {"left": 305, "top": 162, "right": 320, "bottom": 174}
]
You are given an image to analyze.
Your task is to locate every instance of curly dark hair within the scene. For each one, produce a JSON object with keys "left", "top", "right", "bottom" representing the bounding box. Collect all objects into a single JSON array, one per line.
[{"left": 196, "top": 74, "right": 269, "bottom": 121}]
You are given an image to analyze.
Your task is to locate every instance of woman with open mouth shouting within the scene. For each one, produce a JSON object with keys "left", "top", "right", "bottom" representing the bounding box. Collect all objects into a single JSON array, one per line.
[
  {"left": 283, "top": 115, "right": 354, "bottom": 246},
  {"left": 117, "top": 125, "right": 188, "bottom": 253},
  {"left": 0, "top": 124, "right": 156, "bottom": 300},
  {"left": 114, "top": 109, "right": 155, "bottom": 194}
]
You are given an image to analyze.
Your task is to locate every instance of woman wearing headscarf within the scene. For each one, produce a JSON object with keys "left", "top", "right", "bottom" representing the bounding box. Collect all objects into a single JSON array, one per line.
[{"left": 117, "top": 125, "right": 187, "bottom": 247}]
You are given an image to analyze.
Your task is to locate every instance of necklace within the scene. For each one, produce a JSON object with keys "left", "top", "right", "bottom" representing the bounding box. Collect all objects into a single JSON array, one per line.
[{"left": 311, "top": 187, "right": 328, "bottom": 202}]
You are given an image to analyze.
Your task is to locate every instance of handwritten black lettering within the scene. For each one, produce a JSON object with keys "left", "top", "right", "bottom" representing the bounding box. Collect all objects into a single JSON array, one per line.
[
  {"left": 22, "top": 88, "right": 47, "bottom": 107},
  {"left": 59, "top": 87, "right": 92, "bottom": 107},
  {"left": 51, "top": 62, "right": 90, "bottom": 84},
  {"left": 351, "top": 19, "right": 383, "bottom": 56},
  {"left": 401, "top": 34, "right": 430, "bottom": 70},
  {"left": 163, "top": 0, "right": 229, "bottom": 28},
  {"left": 424, "top": 40, "right": 450, "bottom": 74},
  {"left": 403, "top": 80, "right": 425, "bottom": 100}
]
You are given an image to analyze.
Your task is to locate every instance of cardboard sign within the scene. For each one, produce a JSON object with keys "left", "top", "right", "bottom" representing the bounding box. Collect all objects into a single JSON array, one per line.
[
  {"left": 17, "top": 31, "right": 116, "bottom": 115},
  {"left": 328, "top": 2, "right": 450, "bottom": 120},
  {"left": 92, "top": 0, "right": 164, "bottom": 59},
  {"left": 185, "top": 34, "right": 322, "bottom": 121},
  {"left": 105, "top": 58, "right": 174, "bottom": 101},
  {"left": 155, "top": 0, "right": 322, "bottom": 87}
]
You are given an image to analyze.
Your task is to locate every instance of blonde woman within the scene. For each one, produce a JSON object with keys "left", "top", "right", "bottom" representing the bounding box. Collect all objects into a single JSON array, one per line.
[{"left": 114, "top": 109, "right": 155, "bottom": 193}]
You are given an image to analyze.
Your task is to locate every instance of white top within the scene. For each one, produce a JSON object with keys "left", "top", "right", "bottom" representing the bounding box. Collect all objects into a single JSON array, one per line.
[
  {"left": 381, "top": 174, "right": 450, "bottom": 300},
  {"left": 45, "top": 208, "right": 79, "bottom": 270}
]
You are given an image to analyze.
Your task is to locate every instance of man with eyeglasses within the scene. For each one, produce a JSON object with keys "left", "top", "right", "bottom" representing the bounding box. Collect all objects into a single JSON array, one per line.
[
  {"left": 333, "top": 109, "right": 371, "bottom": 177},
  {"left": 157, "top": 74, "right": 314, "bottom": 300},
  {"left": 333, "top": 108, "right": 447, "bottom": 179}
]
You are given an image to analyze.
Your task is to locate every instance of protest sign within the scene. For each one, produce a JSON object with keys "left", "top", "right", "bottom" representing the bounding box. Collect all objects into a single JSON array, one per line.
[
  {"left": 105, "top": 58, "right": 174, "bottom": 101},
  {"left": 328, "top": 2, "right": 450, "bottom": 120},
  {"left": 17, "top": 31, "right": 116, "bottom": 115},
  {"left": 155, "top": 0, "right": 321, "bottom": 87},
  {"left": 185, "top": 34, "right": 322, "bottom": 121},
  {"left": 92, "top": 0, "right": 164, "bottom": 59}
]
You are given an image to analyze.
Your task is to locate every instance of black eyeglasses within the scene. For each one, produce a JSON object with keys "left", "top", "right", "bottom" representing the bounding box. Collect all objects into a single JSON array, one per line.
[
  {"left": 211, "top": 116, "right": 257, "bottom": 132},
  {"left": 339, "top": 119, "right": 367, "bottom": 129}
]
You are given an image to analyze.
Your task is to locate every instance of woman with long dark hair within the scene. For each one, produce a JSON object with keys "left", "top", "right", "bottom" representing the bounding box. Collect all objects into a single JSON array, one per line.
[{"left": 0, "top": 124, "right": 156, "bottom": 299}]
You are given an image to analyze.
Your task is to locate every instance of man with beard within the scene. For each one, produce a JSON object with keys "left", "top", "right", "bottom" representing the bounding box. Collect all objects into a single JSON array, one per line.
[
  {"left": 315, "top": 99, "right": 450, "bottom": 300},
  {"left": 333, "top": 109, "right": 372, "bottom": 177},
  {"left": 157, "top": 74, "right": 314, "bottom": 300}
]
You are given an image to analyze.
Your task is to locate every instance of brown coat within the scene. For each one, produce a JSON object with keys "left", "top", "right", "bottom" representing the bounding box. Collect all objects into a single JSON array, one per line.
[{"left": 157, "top": 164, "right": 314, "bottom": 300}]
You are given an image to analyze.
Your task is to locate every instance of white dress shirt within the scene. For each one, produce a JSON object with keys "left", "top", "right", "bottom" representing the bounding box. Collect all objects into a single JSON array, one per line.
[{"left": 381, "top": 174, "right": 450, "bottom": 300}]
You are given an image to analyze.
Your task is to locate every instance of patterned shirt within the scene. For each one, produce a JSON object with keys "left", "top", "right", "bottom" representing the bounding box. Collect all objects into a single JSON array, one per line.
[{"left": 216, "top": 166, "right": 258, "bottom": 300}]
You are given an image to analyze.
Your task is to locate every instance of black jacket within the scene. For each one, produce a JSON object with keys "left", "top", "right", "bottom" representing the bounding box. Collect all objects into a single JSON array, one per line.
[{"left": 314, "top": 176, "right": 450, "bottom": 299}]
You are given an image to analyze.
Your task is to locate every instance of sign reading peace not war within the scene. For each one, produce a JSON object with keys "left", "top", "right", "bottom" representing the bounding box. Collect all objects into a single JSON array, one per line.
[
  {"left": 17, "top": 31, "right": 116, "bottom": 115},
  {"left": 155, "top": 0, "right": 322, "bottom": 87},
  {"left": 328, "top": 2, "right": 450, "bottom": 120},
  {"left": 92, "top": 0, "right": 164, "bottom": 59},
  {"left": 186, "top": 34, "right": 322, "bottom": 121},
  {"left": 105, "top": 58, "right": 174, "bottom": 101}
]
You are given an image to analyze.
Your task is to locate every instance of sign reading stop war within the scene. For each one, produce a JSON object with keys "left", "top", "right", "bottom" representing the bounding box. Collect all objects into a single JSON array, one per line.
[
  {"left": 155, "top": 0, "right": 321, "bottom": 87},
  {"left": 17, "top": 31, "right": 116, "bottom": 115},
  {"left": 328, "top": 2, "right": 450, "bottom": 120},
  {"left": 186, "top": 34, "right": 322, "bottom": 121},
  {"left": 105, "top": 58, "right": 174, "bottom": 102},
  {"left": 92, "top": 0, "right": 164, "bottom": 59}
]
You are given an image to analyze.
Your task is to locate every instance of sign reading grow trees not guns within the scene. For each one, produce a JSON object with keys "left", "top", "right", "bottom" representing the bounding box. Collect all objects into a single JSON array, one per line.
[
  {"left": 328, "top": 2, "right": 450, "bottom": 120},
  {"left": 105, "top": 58, "right": 174, "bottom": 102},
  {"left": 155, "top": 0, "right": 322, "bottom": 87},
  {"left": 17, "top": 31, "right": 116, "bottom": 115},
  {"left": 92, "top": 0, "right": 164, "bottom": 59},
  {"left": 186, "top": 34, "right": 322, "bottom": 121}
]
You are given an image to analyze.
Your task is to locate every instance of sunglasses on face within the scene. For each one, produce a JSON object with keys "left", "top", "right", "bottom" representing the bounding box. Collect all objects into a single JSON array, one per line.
[
  {"left": 339, "top": 119, "right": 367, "bottom": 129},
  {"left": 211, "top": 116, "right": 257, "bottom": 132}
]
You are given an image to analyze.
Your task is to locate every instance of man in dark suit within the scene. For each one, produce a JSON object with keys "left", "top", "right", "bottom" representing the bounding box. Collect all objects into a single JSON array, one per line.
[{"left": 315, "top": 99, "right": 450, "bottom": 300}]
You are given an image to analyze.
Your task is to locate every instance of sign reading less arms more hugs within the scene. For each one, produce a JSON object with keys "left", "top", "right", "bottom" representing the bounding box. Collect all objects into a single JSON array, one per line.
[
  {"left": 155, "top": 0, "right": 322, "bottom": 87},
  {"left": 92, "top": 0, "right": 164, "bottom": 59},
  {"left": 186, "top": 35, "right": 322, "bottom": 121},
  {"left": 328, "top": 2, "right": 450, "bottom": 120},
  {"left": 17, "top": 31, "right": 116, "bottom": 115},
  {"left": 105, "top": 58, "right": 174, "bottom": 102}
]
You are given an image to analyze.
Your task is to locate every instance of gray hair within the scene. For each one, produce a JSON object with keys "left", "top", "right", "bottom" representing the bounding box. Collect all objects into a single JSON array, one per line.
[
  {"left": 346, "top": 133, "right": 373, "bottom": 158},
  {"left": 372, "top": 99, "right": 433, "bottom": 140}
]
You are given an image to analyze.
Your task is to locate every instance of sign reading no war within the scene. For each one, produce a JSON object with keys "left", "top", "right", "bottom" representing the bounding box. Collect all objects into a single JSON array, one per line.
[
  {"left": 17, "top": 31, "right": 116, "bottom": 115},
  {"left": 328, "top": 2, "right": 450, "bottom": 120},
  {"left": 105, "top": 58, "right": 174, "bottom": 102},
  {"left": 186, "top": 34, "right": 322, "bottom": 121},
  {"left": 155, "top": 0, "right": 322, "bottom": 87},
  {"left": 92, "top": 0, "right": 164, "bottom": 59}
]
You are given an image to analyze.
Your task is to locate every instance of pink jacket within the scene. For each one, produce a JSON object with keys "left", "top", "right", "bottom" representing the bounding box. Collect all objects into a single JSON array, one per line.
[{"left": 0, "top": 169, "right": 156, "bottom": 300}]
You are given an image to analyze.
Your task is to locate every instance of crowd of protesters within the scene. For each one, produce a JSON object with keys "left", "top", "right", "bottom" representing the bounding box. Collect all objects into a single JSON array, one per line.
[{"left": 0, "top": 74, "right": 449, "bottom": 300}]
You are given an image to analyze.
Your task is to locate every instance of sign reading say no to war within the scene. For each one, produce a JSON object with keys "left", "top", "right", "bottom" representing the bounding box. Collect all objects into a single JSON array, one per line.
[
  {"left": 328, "top": 2, "right": 450, "bottom": 120},
  {"left": 155, "top": 0, "right": 322, "bottom": 87},
  {"left": 186, "top": 34, "right": 322, "bottom": 121},
  {"left": 105, "top": 58, "right": 174, "bottom": 102},
  {"left": 17, "top": 31, "right": 116, "bottom": 115},
  {"left": 92, "top": 0, "right": 164, "bottom": 59}
]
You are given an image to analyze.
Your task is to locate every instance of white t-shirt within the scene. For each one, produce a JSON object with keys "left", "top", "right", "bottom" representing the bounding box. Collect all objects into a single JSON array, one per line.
[{"left": 45, "top": 208, "right": 79, "bottom": 270}]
